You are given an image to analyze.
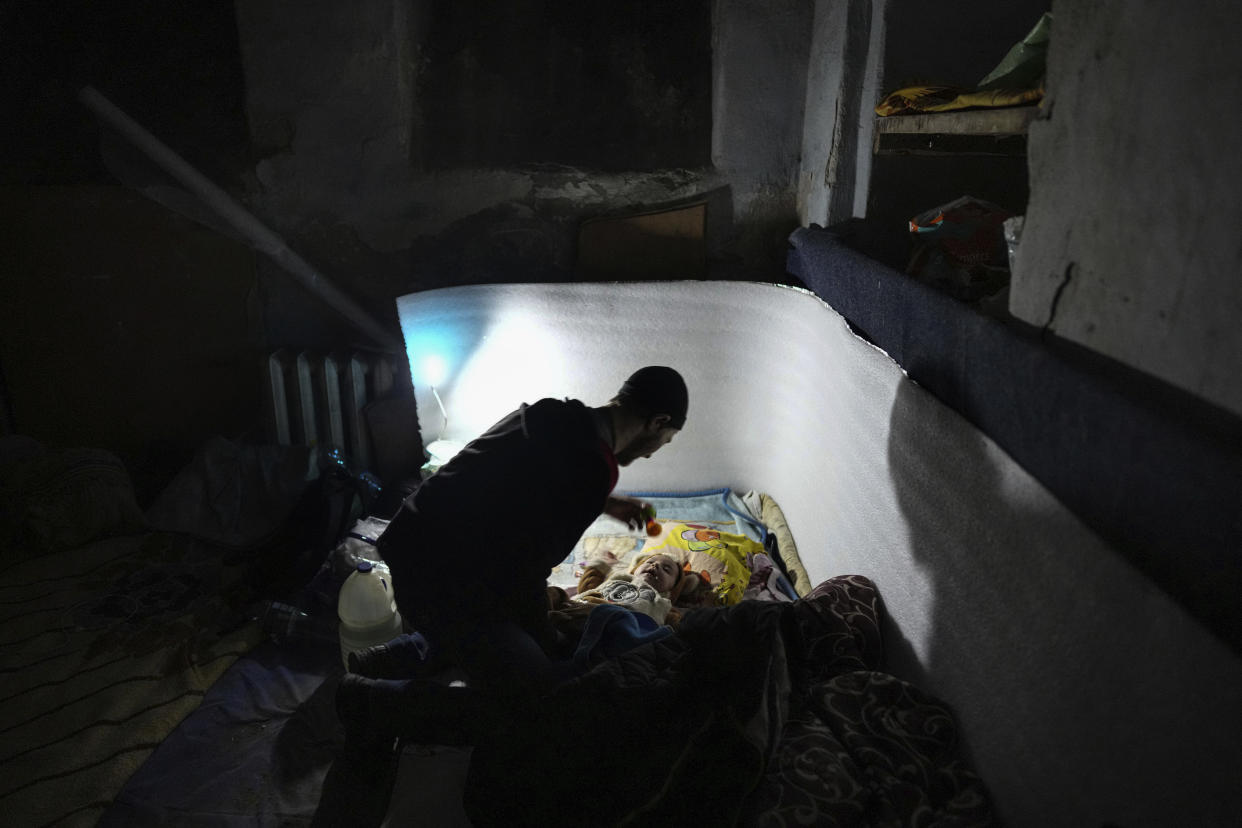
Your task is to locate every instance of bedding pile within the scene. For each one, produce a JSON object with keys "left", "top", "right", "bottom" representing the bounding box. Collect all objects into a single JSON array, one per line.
[
  {"left": 78, "top": 482, "right": 991, "bottom": 826},
  {"left": 0, "top": 532, "right": 264, "bottom": 827},
  {"left": 0, "top": 438, "right": 304, "bottom": 828},
  {"left": 465, "top": 573, "right": 993, "bottom": 826},
  {"left": 0, "top": 436, "right": 326, "bottom": 828}
]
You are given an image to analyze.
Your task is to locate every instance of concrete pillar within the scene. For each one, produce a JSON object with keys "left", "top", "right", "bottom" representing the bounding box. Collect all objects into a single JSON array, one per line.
[
  {"left": 712, "top": 0, "right": 814, "bottom": 223},
  {"left": 797, "top": 0, "right": 885, "bottom": 227}
]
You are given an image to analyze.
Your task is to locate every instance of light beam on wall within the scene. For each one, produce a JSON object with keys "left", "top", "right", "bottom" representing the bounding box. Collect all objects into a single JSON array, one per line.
[
  {"left": 398, "top": 289, "right": 573, "bottom": 471},
  {"left": 448, "top": 311, "right": 569, "bottom": 439}
]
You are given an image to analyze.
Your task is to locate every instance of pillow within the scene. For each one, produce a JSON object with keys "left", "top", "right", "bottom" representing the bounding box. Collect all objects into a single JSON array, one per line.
[
  {"left": 759, "top": 492, "right": 811, "bottom": 596},
  {"left": 144, "top": 436, "right": 316, "bottom": 548},
  {"left": 636, "top": 522, "right": 763, "bottom": 606},
  {"left": 0, "top": 441, "right": 147, "bottom": 564},
  {"left": 548, "top": 534, "right": 640, "bottom": 591}
]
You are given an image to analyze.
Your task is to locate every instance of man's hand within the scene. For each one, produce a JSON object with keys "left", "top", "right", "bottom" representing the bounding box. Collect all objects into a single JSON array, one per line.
[{"left": 603, "top": 495, "right": 649, "bottom": 531}]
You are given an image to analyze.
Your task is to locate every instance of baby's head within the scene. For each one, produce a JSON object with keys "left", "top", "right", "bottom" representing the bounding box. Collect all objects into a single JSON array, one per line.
[{"left": 634, "top": 554, "right": 681, "bottom": 594}]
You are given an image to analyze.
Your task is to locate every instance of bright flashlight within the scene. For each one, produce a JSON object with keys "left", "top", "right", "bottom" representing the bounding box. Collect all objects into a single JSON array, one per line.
[{"left": 422, "top": 354, "right": 447, "bottom": 388}]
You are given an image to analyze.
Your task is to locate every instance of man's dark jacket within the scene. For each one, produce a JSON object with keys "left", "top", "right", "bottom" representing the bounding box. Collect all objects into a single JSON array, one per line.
[{"left": 378, "top": 398, "right": 615, "bottom": 645}]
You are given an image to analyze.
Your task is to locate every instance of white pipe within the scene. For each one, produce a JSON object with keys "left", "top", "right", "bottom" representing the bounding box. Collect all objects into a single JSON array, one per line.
[{"left": 78, "top": 85, "right": 403, "bottom": 353}]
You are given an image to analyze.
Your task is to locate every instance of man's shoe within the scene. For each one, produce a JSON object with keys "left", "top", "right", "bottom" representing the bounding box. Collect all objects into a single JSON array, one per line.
[
  {"left": 346, "top": 632, "right": 434, "bottom": 679},
  {"left": 346, "top": 644, "right": 395, "bottom": 678}
]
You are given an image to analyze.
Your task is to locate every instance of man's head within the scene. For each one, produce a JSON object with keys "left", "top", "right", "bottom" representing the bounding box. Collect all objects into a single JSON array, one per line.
[{"left": 610, "top": 366, "right": 687, "bottom": 466}]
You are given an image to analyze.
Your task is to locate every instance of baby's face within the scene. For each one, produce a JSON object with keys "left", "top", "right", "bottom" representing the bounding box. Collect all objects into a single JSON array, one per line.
[{"left": 636, "top": 555, "right": 679, "bottom": 593}]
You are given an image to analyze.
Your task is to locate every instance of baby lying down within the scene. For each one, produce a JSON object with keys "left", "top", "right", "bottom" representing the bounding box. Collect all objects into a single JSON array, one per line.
[
  {"left": 568, "top": 552, "right": 711, "bottom": 626},
  {"left": 546, "top": 553, "right": 713, "bottom": 667},
  {"left": 574, "top": 553, "right": 682, "bottom": 625}
]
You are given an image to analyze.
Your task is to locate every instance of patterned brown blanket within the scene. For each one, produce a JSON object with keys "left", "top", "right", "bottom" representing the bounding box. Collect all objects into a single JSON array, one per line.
[{"left": 464, "top": 575, "right": 994, "bottom": 827}]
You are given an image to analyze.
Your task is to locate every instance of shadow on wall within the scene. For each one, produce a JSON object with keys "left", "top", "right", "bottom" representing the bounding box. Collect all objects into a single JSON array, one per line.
[
  {"left": 884, "top": 377, "right": 1242, "bottom": 827},
  {"left": 884, "top": 376, "right": 1106, "bottom": 822}
]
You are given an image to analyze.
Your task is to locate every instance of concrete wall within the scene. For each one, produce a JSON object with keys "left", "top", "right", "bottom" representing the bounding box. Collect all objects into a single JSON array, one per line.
[
  {"left": 1012, "top": 0, "right": 1242, "bottom": 418},
  {"left": 1, "top": 3, "right": 258, "bottom": 488},
  {"left": 0, "top": 186, "right": 261, "bottom": 497},
  {"left": 800, "top": 1, "right": 1242, "bottom": 423},
  {"left": 236, "top": 0, "right": 419, "bottom": 254},
  {"left": 233, "top": 0, "right": 815, "bottom": 323},
  {"left": 712, "top": 0, "right": 813, "bottom": 262}
]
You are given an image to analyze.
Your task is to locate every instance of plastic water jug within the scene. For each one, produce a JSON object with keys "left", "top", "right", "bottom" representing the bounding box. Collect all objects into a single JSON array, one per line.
[
  {"left": 337, "top": 561, "right": 403, "bottom": 670},
  {"left": 256, "top": 601, "right": 336, "bottom": 648}
]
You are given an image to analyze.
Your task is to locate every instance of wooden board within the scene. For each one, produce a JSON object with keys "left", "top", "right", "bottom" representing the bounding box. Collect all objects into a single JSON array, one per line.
[{"left": 577, "top": 202, "right": 707, "bottom": 281}]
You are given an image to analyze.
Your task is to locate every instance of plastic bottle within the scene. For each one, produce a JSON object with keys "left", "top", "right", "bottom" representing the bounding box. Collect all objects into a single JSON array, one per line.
[
  {"left": 337, "top": 561, "right": 404, "bottom": 670},
  {"left": 256, "top": 601, "right": 338, "bottom": 648}
]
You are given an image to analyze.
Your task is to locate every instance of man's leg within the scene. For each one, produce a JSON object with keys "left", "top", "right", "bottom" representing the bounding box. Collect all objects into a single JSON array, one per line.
[
  {"left": 311, "top": 677, "right": 401, "bottom": 828},
  {"left": 336, "top": 675, "right": 490, "bottom": 745},
  {"left": 450, "top": 616, "right": 581, "bottom": 694},
  {"left": 336, "top": 617, "right": 583, "bottom": 746}
]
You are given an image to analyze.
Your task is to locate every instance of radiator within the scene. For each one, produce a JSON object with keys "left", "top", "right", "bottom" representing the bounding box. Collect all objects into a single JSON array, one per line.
[{"left": 263, "top": 349, "right": 401, "bottom": 470}]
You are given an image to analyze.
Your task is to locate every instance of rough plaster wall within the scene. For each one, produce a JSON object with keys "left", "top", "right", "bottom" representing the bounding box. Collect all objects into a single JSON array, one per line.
[
  {"left": 243, "top": 164, "right": 727, "bottom": 352},
  {"left": 711, "top": 0, "right": 813, "bottom": 262},
  {"left": 712, "top": 0, "right": 811, "bottom": 197},
  {"left": 235, "top": 0, "right": 815, "bottom": 330},
  {"left": 235, "top": 0, "right": 419, "bottom": 252},
  {"left": 1013, "top": 0, "right": 1242, "bottom": 417},
  {"left": 417, "top": 0, "right": 712, "bottom": 172},
  {"left": 234, "top": 0, "right": 735, "bottom": 346}
]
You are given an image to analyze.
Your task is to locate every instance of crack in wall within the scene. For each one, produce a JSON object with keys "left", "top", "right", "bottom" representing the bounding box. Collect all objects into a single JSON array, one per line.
[{"left": 1041, "top": 260, "right": 1075, "bottom": 338}]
